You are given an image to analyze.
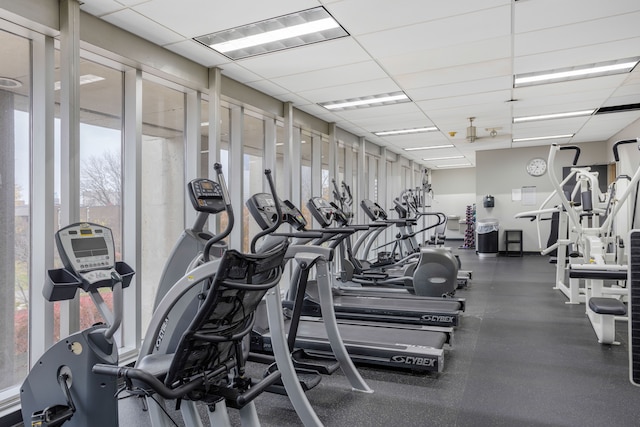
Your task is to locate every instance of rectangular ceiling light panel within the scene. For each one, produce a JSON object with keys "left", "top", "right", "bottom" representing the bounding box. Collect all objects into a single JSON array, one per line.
[
  {"left": 514, "top": 57, "right": 639, "bottom": 87},
  {"left": 512, "top": 134, "right": 574, "bottom": 143},
  {"left": 513, "top": 109, "right": 595, "bottom": 123},
  {"left": 320, "top": 92, "right": 410, "bottom": 111},
  {"left": 404, "top": 144, "right": 454, "bottom": 151},
  {"left": 194, "top": 7, "right": 348, "bottom": 60},
  {"left": 374, "top": 126, "right": 438, "bottom": 136}
]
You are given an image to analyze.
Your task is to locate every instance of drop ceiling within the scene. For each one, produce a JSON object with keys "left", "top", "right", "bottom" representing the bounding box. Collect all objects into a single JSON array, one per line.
[{"left": 76, "top": 0, "right": 640, "bottom": 167}]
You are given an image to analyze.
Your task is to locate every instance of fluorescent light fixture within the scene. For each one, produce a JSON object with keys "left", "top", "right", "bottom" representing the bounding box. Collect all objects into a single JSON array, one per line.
[
  {"left": 54, "top": 74, "right": 105, "bottom": 91},
  {"left": 200, "top": 121, "right": 209, "bottom": 127},
  {"left": 512, "top": 134, "right": 574, "bottom": 143},
  {"left": 320, "top": 92, "right": 410, "bottom": 111},
  {"left": 514, "top": 57, "right": 639, "bottom": 87},
  {"left": 404, "top": 144, "right": 454, "bottom": 152},
  {"left": 513, "top": 110, "right": 594, "bottom": 123},
  {"left": 374, "top": 126, "right": 438, "bottom": 136},
  {"left": 436, "top": 163, "right": 471, "bottom": 168},
  {"left": 194, "top": 7, "right": 348, "bottom": 60},
  {"left": 422, "top": 155, "right": 465, "bottom": 161}
]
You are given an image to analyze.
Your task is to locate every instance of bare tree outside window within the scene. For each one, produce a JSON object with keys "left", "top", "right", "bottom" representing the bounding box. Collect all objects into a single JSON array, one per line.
[{"left": 81, "top": 151, "right": 121, "bottom": 206}]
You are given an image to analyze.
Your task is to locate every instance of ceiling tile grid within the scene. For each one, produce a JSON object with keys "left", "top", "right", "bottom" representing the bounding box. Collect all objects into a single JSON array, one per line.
[{"left": 74, "top": 0, "right": 640, "bottom": 168}]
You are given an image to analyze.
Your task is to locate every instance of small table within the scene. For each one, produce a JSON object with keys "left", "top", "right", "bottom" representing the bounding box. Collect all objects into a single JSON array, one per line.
[{"left": 504, "top": 229, "right": 523, "bottom": 257}]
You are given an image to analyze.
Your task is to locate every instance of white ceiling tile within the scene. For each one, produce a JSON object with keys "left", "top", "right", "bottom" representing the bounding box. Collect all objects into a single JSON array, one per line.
[
  {"left": 514, "top": 38, "right": 640, "bottom": 74},
  {"left": 132, "top": 0, "right": 320, "bottom": 38},
  {"left": 336, "top": 102, "right": 424, "bottom": 121},
  {"left": 326, "top": 0, "right": 509, "bottom": 35},
  {"left": 244, "top": 80, "right": 290, "bottom": 97},
  {"left": 515, "top": 11, "right": 640, "bottom": 57},
  {"left": 397, "top": 59, "right": 512, "bottom": 89},
  {"left": 270, "top": 61, "right": 388, "bottom": 93},
  {"left": 514, "top": 0, "right": 640, "bottom": 33},
  {"left": 379, "top": 36, "right": 511, "bottom": 76},
  {"left": 80, "top": 0, "right": 126, "bottom": 16},
  {"left": 116, "top": 0, "right": 152, "bottom": 6},
  {"left": 408, "top": 76, "right": 512, "bottom": 102},
  {"left": 297, "top": 77, "right": 400, "bottom": 104},
  {"left": 218, "top": 62, "right": 264, "bottom": 84},
  {"left": 76, "top": 1, "right": 640, "bottom": 160},
  {"left": 234, "top": 37, "right": 371, "bottom": 79},
  {"left": 356, "top": 5, "right": 511, "bottom": 58},
  {"left": 101, "top": 8, "right": 185, "bottom": 45},
  {"left": 164, "top": 40, "right": 229, "bottom": 67},
  {"left": 577, "top": 112, "right": 640, "bottom": 141}
]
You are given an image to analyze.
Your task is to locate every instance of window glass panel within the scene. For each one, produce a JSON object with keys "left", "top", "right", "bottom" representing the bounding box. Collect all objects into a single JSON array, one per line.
[
  {"left": 216, "top": 106, "right": 231, "bottom": 235},
  {"left": 275, "top": 123, "right": 285, "bottom": 198},
  {"left": 78, "top": 60, "right": 123, "bottom": 330},
  {"left": 242, "top": 113, "right": 264, "bottom": 252},
  {"left": 322, "top": 139, "right": 330, "bottom": 199},
  {"left": 0, "top": 29, "right": 30, "bottom": 393},
  {"left": 140, "top": 79, "right": 185, "bottom": 332},
  {"left": 300, "top": 129, "right": 313, "bottom": 225}
]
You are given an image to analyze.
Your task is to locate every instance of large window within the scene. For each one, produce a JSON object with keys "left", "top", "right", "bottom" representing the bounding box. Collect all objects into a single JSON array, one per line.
[
  {"left": 76, "top": 61, "right": 124, "bottom": 331},
  {"left": 140, "top": 78, "right": 185, "bottom": 331},
  {"left": 0, "top": 29, "right": 31, "bottom": 393},
  {"left": 242, "top": 112, "right": 264, "bottom": 252},
  {"left": 300, "top": 129, "right": 313, "bottom": 225}
]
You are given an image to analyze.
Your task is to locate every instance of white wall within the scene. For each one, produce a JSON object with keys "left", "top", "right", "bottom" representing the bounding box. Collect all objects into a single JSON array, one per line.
[
  {"left": 475, "top": 141, "right": 608, "bottom": 252},
  {"left": 430, "top": 167, "right": 476, "bottom": 239},
  {"left": 607, "top": 117, "right": 640, "bottom": 231}
]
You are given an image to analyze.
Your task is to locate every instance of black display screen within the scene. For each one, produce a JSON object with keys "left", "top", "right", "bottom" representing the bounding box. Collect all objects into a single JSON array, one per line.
[{"left": 71, "top": 237, "right": 108, "bottom": 258}]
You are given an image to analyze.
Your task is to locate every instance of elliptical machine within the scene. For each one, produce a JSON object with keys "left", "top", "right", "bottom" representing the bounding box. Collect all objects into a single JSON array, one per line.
[{"left": 20, "top": 166, "right": 328, "bottom": 427}]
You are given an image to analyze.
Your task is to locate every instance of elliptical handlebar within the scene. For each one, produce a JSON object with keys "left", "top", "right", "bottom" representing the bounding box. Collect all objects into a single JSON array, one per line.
[
  {"left": 250, "top": 169, "right": 283, "bottom": 253},
  {"left": 203, "top": 163, "right": 234, "bottom": 261}
]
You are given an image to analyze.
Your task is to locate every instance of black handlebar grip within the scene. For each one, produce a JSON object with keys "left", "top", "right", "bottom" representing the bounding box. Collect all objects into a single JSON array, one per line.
[
  {"left": 559, "top": 145, "right": 581, "bottom": 165},
  {"left": 612, "top": 139, "right": 638, "bottom": 162}
]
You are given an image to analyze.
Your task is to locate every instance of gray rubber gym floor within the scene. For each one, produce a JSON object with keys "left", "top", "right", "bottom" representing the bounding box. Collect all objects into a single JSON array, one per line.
[{"left": 115, "top": 251, "right": 637, "bottom": 426}]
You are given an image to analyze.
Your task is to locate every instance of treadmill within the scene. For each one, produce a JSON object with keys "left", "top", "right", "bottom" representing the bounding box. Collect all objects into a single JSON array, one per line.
[
  {"left": 305, "top": 196, "right": 465, "bottom": 328},
  {"left": 247, "top": 193, "right": 451, "bottom": 373}
]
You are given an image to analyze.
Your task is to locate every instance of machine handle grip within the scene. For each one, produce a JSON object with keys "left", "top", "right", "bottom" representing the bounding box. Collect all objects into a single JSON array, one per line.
[
  {"left": 612, "top": 139, "right": 639, "bottom": 162},
  {"left": 559, "top": 145, "right": 581, "bottom": 165}
]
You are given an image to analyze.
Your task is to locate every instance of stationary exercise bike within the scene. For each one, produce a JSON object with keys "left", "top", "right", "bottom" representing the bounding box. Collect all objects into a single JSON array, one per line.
[{"left": 20, "top": 222, "right": 134, "bottom": 427}]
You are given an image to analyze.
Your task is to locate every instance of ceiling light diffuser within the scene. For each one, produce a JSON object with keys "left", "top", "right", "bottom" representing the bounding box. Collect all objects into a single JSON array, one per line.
[
  {"left": 436, "top": 163, "right": 471, "bottom": 168},
  {"left": 320, "top": 92, "right": 410, "bottom": 111},
  {"left": 513, "top": 110, "right": 594, "bottom": 123},
  {"left": 374, "top": 126, "right": 438, "bottom": 136},
  {"left": 423, "top": 155, "right": 465, "bottom": 161},
  {"left": 514, "top": 57, "right": 639, "bottom": 87},
  {"left": 194, "top": 7, "right": 348, "bottom": 60},
  {"left": 404, "top": 144, "right": 454, "bottom": 151},
  {"left": 512, "top": 134, "right": 574, "bottom": 142}
]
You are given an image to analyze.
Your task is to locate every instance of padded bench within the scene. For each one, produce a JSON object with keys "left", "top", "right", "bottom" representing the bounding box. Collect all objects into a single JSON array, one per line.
[{"left": 588, "top": 297, "right": 627, "bottom": 316}]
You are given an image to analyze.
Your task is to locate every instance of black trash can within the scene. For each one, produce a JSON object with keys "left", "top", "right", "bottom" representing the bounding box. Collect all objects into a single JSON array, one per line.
[{"left": 476, "top": 218, "right": 499, "bottom": 258}]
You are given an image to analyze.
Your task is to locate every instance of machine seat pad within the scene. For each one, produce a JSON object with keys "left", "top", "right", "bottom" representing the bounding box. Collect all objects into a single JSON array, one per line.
[
  {"left": 137, "top": 353, "right": 173, "bottom": 378},
  {"left": 588, "top": 297, "right": 627, "bottom": 316}
]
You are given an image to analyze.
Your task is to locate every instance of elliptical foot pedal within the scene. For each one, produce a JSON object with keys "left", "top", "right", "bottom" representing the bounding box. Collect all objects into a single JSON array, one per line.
[
  {"left": 263, "top": 363, "right": 322, "bottom": 396},
  {"left": 31, "top": 404, "right": 74, "bottom": 427},
  {"left": 291, "top": 349, "right": 340, "bottom": 375}
]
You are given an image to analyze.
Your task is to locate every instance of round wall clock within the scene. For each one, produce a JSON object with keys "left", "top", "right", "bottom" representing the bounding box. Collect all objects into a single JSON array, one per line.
[{"left": 526, "top": 157, "right": 547, "bottom": 177}]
